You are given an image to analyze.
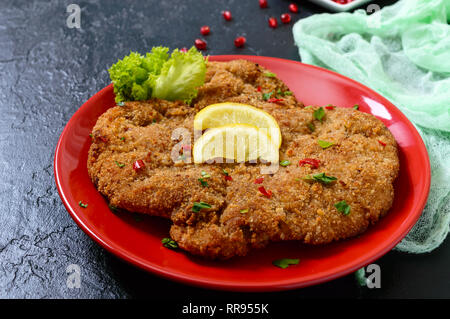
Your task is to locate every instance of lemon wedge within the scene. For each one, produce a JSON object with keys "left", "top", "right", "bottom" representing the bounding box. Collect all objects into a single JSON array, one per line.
[
  {"left": 194, "top": 103, "right": 282, "bottom": 148},
  {"left": 193, "top": 124, "right": 279, "bottom": 164}
]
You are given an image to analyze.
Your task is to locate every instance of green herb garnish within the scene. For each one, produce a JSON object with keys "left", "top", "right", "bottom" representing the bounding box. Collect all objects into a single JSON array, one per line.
[
  {"left": 78, "top": 201, "right": 88, "bottom": 208},
  {"left": 198, "top": 178, "right": 209, "bottom": 187},
  {"left": 262, "top": 91, "right": 273, "bottom": 101},
  {"left": 89, "top": 133, "right": 93, "bottom": 138},
  {"left": 192, "top": 201, "right": 212, "bottom": 212},
  {"left": 161, "top": 238, "right": 178, "bottom": 249},
  {"left": 303, "top": 173, "right": 337, "bottom": 185},
  {"left": 313, "top": 107, "right": 325, "bottom": 122},
  {"left": 108, "top": 204, "right": 119, "bottom": 213},
  {"left": 318, "top": 140, "right": 335, "bottom": 149},
  {"left": 272, "top": 258, "right": 299, "bottom": 269},
  {"left": 307, "top": 122, "right": 315, "bottom": 132},
  {"left": 335, "top": 200, "right": 351, "bottom": 215},
  {"left": 353, "top": 104, "right": 359, "bottom": 110},
  {"left": 120, "top": 137, "right": 125, "bottom": 141},
  {"left": 304, "top": 105, "right": 314, "bottom": 109},
  {"left": 264, "top": 72, "right": 276, "bottom": 78},
  {"left": 283, "top": 91, "right": 293, "bottom": 96},
  {"left": 114, "top": 161, "right": 125, "bottom": 168},
  {"left": 240, "top": 209, "right": 249, "bottom": 214},
  {"left": 201, "top": 171, "right": 211, "bottom": 178},
  {"left": 222, "top": 169, "right": 229, "bottom": 176},
  {"left": 280, "top": 160, "right": 291, "bottom": 167}
]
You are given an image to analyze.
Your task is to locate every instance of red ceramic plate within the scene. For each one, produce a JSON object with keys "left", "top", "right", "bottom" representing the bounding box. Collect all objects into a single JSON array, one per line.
[{"left": 54, "top": 55, "right": 430, "bottom": 291}]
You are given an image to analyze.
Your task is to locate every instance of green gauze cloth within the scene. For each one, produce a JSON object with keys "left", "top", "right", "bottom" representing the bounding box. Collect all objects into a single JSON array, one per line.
[{"left": 293, "top": 0, "right": 450, "bottom": 253}]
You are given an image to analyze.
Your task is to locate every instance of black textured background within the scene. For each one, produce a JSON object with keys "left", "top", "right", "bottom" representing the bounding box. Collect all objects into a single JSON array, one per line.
[{"left": 1, "top": 0, "right": 449, "bottom": 300}]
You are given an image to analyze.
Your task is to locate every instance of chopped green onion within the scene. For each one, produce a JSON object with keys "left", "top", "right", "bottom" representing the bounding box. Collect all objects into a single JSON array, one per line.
[
  {"left": 120, "top": 137, "right": 125, "bottom": 141},
  {"left": 335, "top": 200, "right": 351, "bottom": 215},
  {"left": 192, "top": 201, "right": 212, "bottom": 212},
  {"left": 161, "top": 238, "right": 178, "bottom": 249},
  {"left": 222, "top": 169, "right": 229, "bottom": 176},
  {"left": 280, "top": 160, "right": 291, "bottom": 167},
  {"left": 303, "top": 173, "right": 337, "bottom": 185},
  {"left": 78, "top": 201, "right": 88, "bottom": 208},
  {"left": 307, "top": 122, "right": 315, "bottom": 132},
  {"left": 240, "top": 209, "right": 249, "bottom": 214},
  {"left": 114, "top": 161, "right": 125, "bottom": 168},
  {"left": 264, "top": 72, "right": 276, "bottom": 78},
  {"left": 198, "top": 178, "right": 209, "bottom": 187},
  {"left": 201, "top": 171, "right": 211, "bottom": 178},
  {"left": 272, "top": 258, "right": 299, "bottom": 269},
  {"left": 313, "top": 107, "right": 325, "bottom": 122},
  {"left": 262, "top": 92, "right": 273, "bottom": 101},
  {"left": 108, "top": 204, "right": 118, "bottom": 213},
  {"left": 318, "top": 140, "right": 335, "bottom": 149},
  {"left": 283, "top": 91, "right": 293, "bottom": 96},
  {"left": 353, "top": 104, "right": 359, "bottom": 110}
]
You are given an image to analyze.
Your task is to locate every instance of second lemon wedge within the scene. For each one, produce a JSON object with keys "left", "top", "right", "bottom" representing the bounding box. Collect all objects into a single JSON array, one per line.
[
  {"left": 193, "top": 124, "right": 279, "bottom": 164},
  {"left": 194, "top": 103, "right": 282, "bottom": 148}
]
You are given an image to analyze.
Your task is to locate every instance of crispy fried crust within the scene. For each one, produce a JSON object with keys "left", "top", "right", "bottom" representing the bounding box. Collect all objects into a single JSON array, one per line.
[{"left": 88, "top": 60, "right": 399, "bottom": 259}]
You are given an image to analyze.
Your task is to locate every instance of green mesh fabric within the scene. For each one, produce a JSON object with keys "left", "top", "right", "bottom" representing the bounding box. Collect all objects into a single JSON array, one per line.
[{"left": 293, "top": 0, "right": 450, "bottom": 253}]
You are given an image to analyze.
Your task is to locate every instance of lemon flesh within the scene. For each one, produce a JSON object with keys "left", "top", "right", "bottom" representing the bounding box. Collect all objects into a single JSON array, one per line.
[
  {"left": 194, "top": 103, "right": 282, "bottom": 148},
  {"left": 193, "top": 124, "right": 279, "bottom": 164}
]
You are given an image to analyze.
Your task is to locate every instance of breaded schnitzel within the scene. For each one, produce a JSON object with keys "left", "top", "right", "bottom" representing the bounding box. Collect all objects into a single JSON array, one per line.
[{"left": 88, "top": 60, "right": 399, "bottom": 259}]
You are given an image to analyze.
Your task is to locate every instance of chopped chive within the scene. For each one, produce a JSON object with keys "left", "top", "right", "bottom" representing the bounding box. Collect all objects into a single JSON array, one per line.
[
  {"left": 264, "top": 72, "right": 276, "bottom": 78},
  {"left": 335, "top": 200, "right": 351, "bottom": 215},
  {"left": 272, "top": 258, "right": 299, "bottom": 269},
  {"left": 318, "top": 140, "right": 335, "bottom": 149},
  {"left": 240, "top": 209, "right": 249, "bottom": 214},
  {"left": 280, "top": 160, "right": 291, "bottom": 167},
  {"left": 78, "top": 201, "right": 88, "bottom": 208},
  {"left": 161, "top": 237, "right": 178, "bottom": 249},
  {"left": 313, "top": 107, "right": 326, "bottom": 122},
  {"left": 114, "top": 160, "right": 125, "bottom": 168},
  {"left": 192, "top": 201, "right": 212, "bottom": 212}
]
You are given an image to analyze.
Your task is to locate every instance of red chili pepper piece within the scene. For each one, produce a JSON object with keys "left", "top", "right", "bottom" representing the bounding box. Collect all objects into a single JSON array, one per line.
[
  {"left": 325, "top": 106, "right": 335, "bottom": 110},
  {"left": 254, "top": 177, "right": 264, "bottom": 184},
  {"left": 267, "top": 98, "right": 284, "bottom": 103},
  {"left": 180, "top": 47, "right": 188, "bottom": 53},
  {"left": 98, "top": 136, "right": 108, "bottom": 143},
  {"left": 257, "top": 86, "right": 262, "bottom": 92},
  {"left": 299, "top": 158, "right": 320, "bottom": 169},
  {"left": 222, "top": 10, "right": 232, "bottom": 21},
  {"left": 258, "top": 186, "right": 272, "bottom": 198},
  {"left": 378, "top": 140, "right": 387, "bottom": 147},
  {"left": 133, "top": 160, "right": 145, "bottom": 172},
  {"left": 225, "top": 175, "right": 233, "bottom": 181}
]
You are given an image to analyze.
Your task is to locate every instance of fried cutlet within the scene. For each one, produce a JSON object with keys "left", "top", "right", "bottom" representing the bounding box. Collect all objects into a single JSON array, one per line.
[{"left": 87, "top": 60, "right": 399, "bottom": 259}]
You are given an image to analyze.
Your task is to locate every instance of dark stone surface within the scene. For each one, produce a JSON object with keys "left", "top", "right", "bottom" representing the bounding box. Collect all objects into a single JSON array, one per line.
[{"left": 0, "top": 0, "right": 448, "bottom": 299}]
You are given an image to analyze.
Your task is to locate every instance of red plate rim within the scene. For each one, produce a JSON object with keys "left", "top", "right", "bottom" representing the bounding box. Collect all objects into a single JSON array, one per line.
[{"left": 54, "top": 55, "right": 431, "bottom": 291}]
